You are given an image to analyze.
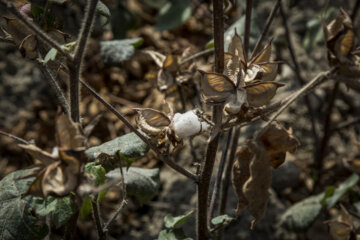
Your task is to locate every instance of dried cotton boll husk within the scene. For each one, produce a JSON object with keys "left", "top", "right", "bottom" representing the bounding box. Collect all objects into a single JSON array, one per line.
[{"left": 173, "top": 110, "right": 210, "bottom": 138}]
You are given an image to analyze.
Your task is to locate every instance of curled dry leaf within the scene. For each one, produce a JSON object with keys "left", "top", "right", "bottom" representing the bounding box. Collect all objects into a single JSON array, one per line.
[
  {"left": 134, "top": 108, "right": 171, "bottom": 135},
  {"left": 259, "top": 122, "right": 299, "bottom": 168},
  {"left": 326, "top": 205, "right": 353, "bottom": 240},
  {"left": 243, "top": 140, "right": 271, "bottom": 229},
  {"left": 21, "top": 114, "right": 87, "bottom": 197},
  {"left": 232, "top": 145, "right": 252, "bottom": 214},
  {"left": 323, "top": 8, "right": 360, "bottom": 78}
]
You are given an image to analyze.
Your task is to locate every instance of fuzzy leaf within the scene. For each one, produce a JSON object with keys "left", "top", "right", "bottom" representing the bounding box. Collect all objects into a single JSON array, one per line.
[
  {"left": 106, "top": 167, "right": 160, "bottom": 204},
  {"left": 164, "top": 210, "right": 194, "bottom": 228},
  {"left": 325, "top": 174, "right": 359, "bottom": 209},
  {"left": 85, "top": 162, "right": 106, "bottom": 186},
  {"left": 96, "top": 1, "right": 111, "bottom": 21},
  {"left": 242, "top": 141, "right": 272, "bottom": 229},
  {"left": 279, "top": 193, "right": 325, "bottom": 232},
  {"left": 85, "top": 132, "right": 149, "bottom": 168},
  {"left": 0, "top": 168, "right": 48, "bottom": 240},
  {"left": 158, "top": 228, "right": 192, "bottom": 240},
  {"left": 211, "top": 214, "right": 234, "bottom": 226},
  {"left": 232, "top": 145, "right": 252, "bottom": 213},
  {"left": 33, "top": 196, "right": 76, "bottom": 229},
  {"left": 100, "top": 38, "right": 143, "bottom": 67},
  {"left": 156, "top": 0, "right": 191, "bottom": 31}
]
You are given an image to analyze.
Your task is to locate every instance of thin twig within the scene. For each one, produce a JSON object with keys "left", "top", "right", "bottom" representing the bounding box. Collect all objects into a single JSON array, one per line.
[
  {"left": 0, "top": 130, "right": 29, "bottom": 145},
  {"left": 250, "top": 0, "right": 280, "bottom": 59},
  {"left": 255, "top": 68, "right": 335, "bottom": 139},
  {"left": 351, "top": 0, "right": 360, "bottom": 21},
  {"left": 69, "top": 0, "right": 99, "bottom": 122},
  {"left": 331, "top": 117, "right": 360, "bottom": 133},
  {"left": 315, "top": 82, "right": 340, "bottom": 172},
  {"left": 91, "top": 198, "right": 106, "bottom": 240},
  {"left": 243, "top": 0, "right": 252, "bottom": 60},
  {"left": 197, "top": 0, "right": 224, "bottom": 238},
  {"left": 208, "top": 128, "right": 233, "bottom": 226},
  {"left": 0, "top": 36, "right": 14, "bottom": 44},
  {"left": 37, "top": 62, "right": 69, "bottom": 114},
  {"left": 0, "top": 0, "right": 72, "bottom": 61},
  {"left": 80, "top": 80, "right": 198, "bottom": 181},
  {"left": 279, "top": 1, "right": 320, "bottom": 146},
  {"left": 180, "top": 49, "right": 214, "bottom": 65},
  {"left": 103, "top": 157, "right": 127, "bottom": 232},
  {"left": 103, "top": 199, "right": 126, "bottom": 232}
]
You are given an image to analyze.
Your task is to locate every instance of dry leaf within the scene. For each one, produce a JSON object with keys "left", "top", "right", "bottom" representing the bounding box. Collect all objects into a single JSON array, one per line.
[
  {"left": 198, "top": 70, "right": 236, "bottom": 104},
  {"left": 18, "top": 144, "right": 56, "bottom": 166},
  {"left": 245, "top": 81, "right": 285, "bottom": 107},
  {"left": 259, "top": 122, "right": 299, "bottom": 168},
  {"left": 134, "top": 108, "right": 171, "bottom": 135},
  {"left": 23, "top": 114, "right": 86, "bottom": 198},
  {"left": 232, "top": 145, "right": 253, "bottom": 213},
  {"left": 243, "top": 140, "right": 272, "bottom": 229},
  {"left": 326, "top": 205, "right": 353, "bottom": 240}
]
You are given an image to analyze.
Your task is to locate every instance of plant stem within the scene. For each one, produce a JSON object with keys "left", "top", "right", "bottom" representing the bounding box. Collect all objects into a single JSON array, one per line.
[
  {"left": 69, "top": 0, "right": 99, "bottom": 122},
  {"left": 0, "top": 130, "right": 29, "bottom": 145},
  {"left": 103, "top": 199, "right": 126, "bottom": 232},
  {"left": 250, "top": 0, "right": 280, "bottom": 59},
  {"left": 208, "top": 128, "right": 233, "bottom": 225},
  {"left": 243, "top": 0, "right": 252, "bottom": 60},
  {"left": 279, "top": 1, "right": 320, "bottom": 146},
  {"left": 331, "top": 116, "right": 360, "bottom": 133},
  {"left": 351, "top": 0, "right": 360, "bottom": 21},
  {"left": 180, "top": 49, "right": 214, "bottom": 65},
  {"left": 197, "top": 0, "right": 224, "bottom": 238},
  {"left": 91, "top": 197, "right": 106, "bottom": 240},
  {"left": 38, "top": 63, "right": 69, "bottom": 114},
  {"left": 315, "top": 82, "right": 339, "bottom": 179},
  {"left": 80, "top": 80, "right": 198, "bottom": 181},
  {"left": 0, "top": 0, "right": 72, "bottom": 61}
]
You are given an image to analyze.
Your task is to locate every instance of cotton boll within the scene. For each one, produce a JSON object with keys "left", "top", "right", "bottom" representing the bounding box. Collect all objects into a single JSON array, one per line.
[{"left": 173, "top": 110, "right": 210, "bottom": 138}]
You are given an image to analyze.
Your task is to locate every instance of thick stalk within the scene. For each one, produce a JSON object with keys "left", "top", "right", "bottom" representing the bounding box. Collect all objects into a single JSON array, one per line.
[
  {"left": 243, "top": 0, "right": 252, "bottom": 60},
  {"left": 69, "top": 0, "right": 99, "bottom": 122},
  {"left": 197, "top": 0, "right": 224, "bottom": 238}
]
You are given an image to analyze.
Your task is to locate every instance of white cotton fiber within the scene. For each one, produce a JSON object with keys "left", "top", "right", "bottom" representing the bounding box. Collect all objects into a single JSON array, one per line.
[{"left": 173, "top": 110, "right": 210, "bottom": 138}]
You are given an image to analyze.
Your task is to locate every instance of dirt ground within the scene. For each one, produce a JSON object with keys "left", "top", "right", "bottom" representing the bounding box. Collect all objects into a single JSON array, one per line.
[{"left": 1, "top": 0, "right": 360, "bottom": 239}]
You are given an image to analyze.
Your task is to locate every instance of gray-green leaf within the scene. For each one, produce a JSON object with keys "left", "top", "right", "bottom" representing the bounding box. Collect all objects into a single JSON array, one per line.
[
  {"left": 324, "top": 173, "right": 359, "bottom": 209},
  {"left": 156, "top": 0, "right": 191, "bottom": 31},
  {"left": 211, "top": 214, "right": 234, "bottom": 226},
  {"left": 0, "top": 168, "right": 48, "bottom": 240},
  {"left": 164, "top": 210, "right": 194, "bottom": 229},
  {"left": 85, "top": 132, "right": 149, "bottom": 167},
  {"left": 279, "top": 193, "right": 324, "bottom": 232},
  {"left": 33, "top": 196, "right": 76, "bottom": 229},
  {"left": 99, "top": 38, "right": 144, "bottom": 67},
  {"left": 158, "top": 228, "right": 193, "bottom": 240},
  {"left": 106, "top": 167, "right": 160, "bottom": 204}
]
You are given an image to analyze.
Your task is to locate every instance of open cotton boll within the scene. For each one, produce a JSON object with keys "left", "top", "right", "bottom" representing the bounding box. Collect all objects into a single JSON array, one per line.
[{"left": 173, "top": 110, "right": 210, "bottom": 138}]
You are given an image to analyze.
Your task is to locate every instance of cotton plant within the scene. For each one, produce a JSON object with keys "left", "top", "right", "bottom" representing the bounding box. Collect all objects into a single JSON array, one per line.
[
  {"left": 135, "top": 107, "right": 210, "bottom": 153},
  {"left": 199, "top": 30, "right": 284, "bottom": 116}
]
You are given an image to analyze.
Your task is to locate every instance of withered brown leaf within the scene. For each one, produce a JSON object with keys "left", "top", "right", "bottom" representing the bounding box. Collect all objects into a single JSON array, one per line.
[
  {"left": 326, "top": 205, "right": 353, "bottom": 240},
  {"left": 245, "top": 81, "right": 285, "bottom": 107},
  {"left": 259, "top": 122, "right": 299, "bottom": 168},
  {"left": 242, "top": 140, "right": 271, "bottom": 229},
  {"left": 134, "top": 108, "right": 171, "bottom": 135},
  {"left": 23, "top": 114, "right": 86, "bottom": 198},
  {"left": 232, "top": 145, "right": 253, "bottom": 214}
]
